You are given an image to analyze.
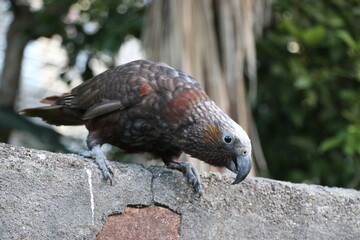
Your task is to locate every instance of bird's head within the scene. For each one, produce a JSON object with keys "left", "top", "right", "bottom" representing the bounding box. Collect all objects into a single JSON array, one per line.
[
  {"left": 219, "top": 120, "right": 252, "bottom": 184},
  {"left": 180, "top": 115, "right": 252, "bottom": 185}
]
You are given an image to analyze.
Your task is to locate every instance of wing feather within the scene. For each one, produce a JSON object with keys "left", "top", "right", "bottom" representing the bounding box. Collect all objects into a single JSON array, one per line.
[{"left": 82, "top": 101, "right": 125, "bottom": 120}]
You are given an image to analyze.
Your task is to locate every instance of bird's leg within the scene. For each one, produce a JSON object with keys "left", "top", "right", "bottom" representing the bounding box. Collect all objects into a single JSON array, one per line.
[
  {"left": 80, "top": 134, "right": 114, "bottom": 184},
  {"left": 78, "top": 149, "right": 96, "bottom": 158},
  {"left": 165, "top": 160, "right": 203, "bottom": 194},
  {"left": 80, "top": 145, "right": 114, "bottom": 184},
  {"left": 88, "top": 145, "right": 114, "bottom": 182}
]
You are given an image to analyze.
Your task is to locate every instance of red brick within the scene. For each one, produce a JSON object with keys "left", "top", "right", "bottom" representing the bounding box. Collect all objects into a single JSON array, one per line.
[{"left": 95, "top": 205, "right": 180, "bottom": 240}]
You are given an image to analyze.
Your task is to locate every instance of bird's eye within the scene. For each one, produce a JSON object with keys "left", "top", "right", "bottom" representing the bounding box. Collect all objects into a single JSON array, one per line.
[{"left": 223, "top": 135, "right": 232, "bottom": 144}]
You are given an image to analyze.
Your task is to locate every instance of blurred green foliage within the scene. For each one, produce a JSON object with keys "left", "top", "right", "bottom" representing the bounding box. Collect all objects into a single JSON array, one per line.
[{"left": 255, "top": 0, "right": 360, "bottom": 188}]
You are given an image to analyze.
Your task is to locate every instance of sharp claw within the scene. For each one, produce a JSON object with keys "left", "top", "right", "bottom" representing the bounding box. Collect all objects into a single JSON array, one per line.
[
  {"left": 108, "top": 175, "right": 114, "bottom": 186},
  {"left": 100, "top": 167, "right": 114, "bottom": 185},
  {"left": 166, "top": 161, "right": 203, "bottom": 194},
  {"left": 101, "top": 168, "right": 114, "bottom": 185},
  {"left": 195, "top": 185, "right": 203, "bottom": 195},
  {"left": 186, "top": 166, "right": 202, "bottom": 194},
  {"left": 190, "top": 175, "right": 203, "bottom": 195},
  {"left": 108, "top": 166, "right": 114, "bottom": 176}
]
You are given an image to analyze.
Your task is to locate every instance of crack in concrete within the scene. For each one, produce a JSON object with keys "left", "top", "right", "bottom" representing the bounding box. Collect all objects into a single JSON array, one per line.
[{"left": 149, "top": 167, "right": 156, "bottom": 205}]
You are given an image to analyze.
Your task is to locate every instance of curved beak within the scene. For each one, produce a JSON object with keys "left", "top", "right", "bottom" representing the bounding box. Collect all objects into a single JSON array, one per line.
[{"left": 226, "top": 154, "right": 252, "bottom": 184}]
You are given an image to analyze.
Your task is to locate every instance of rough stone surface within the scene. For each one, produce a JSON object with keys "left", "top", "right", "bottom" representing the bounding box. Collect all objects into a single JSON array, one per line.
[{"left": 1, "top": 142, "right": 360, "bottom": 240}]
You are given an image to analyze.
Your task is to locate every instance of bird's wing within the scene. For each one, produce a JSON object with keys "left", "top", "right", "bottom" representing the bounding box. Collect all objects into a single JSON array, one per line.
[
  {"left": 52, "top": 60, "right": 204, "bottom": 121},
  {"left": 59, "top": 60, "right": 156, "bottom": 120}
]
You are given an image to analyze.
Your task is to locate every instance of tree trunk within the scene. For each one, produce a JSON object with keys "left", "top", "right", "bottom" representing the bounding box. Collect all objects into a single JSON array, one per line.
[{"left": 0, "top": 3, "right": 32, "bottom": 142}]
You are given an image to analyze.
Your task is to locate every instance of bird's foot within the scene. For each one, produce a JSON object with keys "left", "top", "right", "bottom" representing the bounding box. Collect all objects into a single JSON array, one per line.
[
  {"left": 79, "top": 146, "right": 114, "bottom": 185},
  {"left": 166, "top": 161, "right": 203, "bottom": 195}
]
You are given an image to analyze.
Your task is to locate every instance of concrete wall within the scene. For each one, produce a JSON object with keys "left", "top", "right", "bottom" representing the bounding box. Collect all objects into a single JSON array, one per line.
[{"left": 0, "top": 143, "right": 359, "bottom": 240}]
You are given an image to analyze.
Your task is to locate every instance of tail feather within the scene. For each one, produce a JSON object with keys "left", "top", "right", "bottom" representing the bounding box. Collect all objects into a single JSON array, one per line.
[
  {"left": 40, "top": 93, "right": 70, "bottom": 104},
  {"left": 20, "top": 106, "right": 84, "bottom": 126}
]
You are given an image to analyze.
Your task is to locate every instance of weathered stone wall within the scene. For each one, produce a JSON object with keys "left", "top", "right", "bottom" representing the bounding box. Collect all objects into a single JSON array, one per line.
[{"left": 0, "top": 143, "right": 359, "bottom": 240}]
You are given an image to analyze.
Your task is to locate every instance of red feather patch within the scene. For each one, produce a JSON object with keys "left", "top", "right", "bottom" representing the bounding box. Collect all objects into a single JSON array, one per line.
[
  {"left": 166, "top": 88, "right": 205, "bottom": 121},
  {"left": 140, "top": 83, "right": 151, "bottom": 96}
]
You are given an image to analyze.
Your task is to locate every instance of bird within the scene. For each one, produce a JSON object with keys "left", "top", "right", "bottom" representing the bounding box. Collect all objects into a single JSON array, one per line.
[{"left": 21, "top": 60, "right": 252, "bottom": 194}]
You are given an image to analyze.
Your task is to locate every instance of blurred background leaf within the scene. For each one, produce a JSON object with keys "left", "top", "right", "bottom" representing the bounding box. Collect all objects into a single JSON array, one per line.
[{"left": 255, "top": 0, "right": 360, "bottom": 188}]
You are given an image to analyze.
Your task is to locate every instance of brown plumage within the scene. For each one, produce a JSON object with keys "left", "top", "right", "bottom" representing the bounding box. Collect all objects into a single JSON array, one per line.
[{"left": 21, "top": 60, "right": 252, "bottom": 193}]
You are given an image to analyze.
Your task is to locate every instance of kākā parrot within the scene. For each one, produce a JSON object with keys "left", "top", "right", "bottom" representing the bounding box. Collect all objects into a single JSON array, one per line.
[{"left": 21, "top": 60, "right": 252, "bottom": 194}]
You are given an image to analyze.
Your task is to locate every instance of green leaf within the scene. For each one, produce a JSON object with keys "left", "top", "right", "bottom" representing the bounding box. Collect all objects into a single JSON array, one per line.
[
  {"left": 280, "top": 19, "right": 301, "bottom": 37},
  {"left": 336, "top": 30, "right": 360, "bottom": 51},
  {"left": 319, "top": 131, "right": 346, "bottom": 152},
  {"left": 302, "top": 26, "right": 326, "bottom": 46}
]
